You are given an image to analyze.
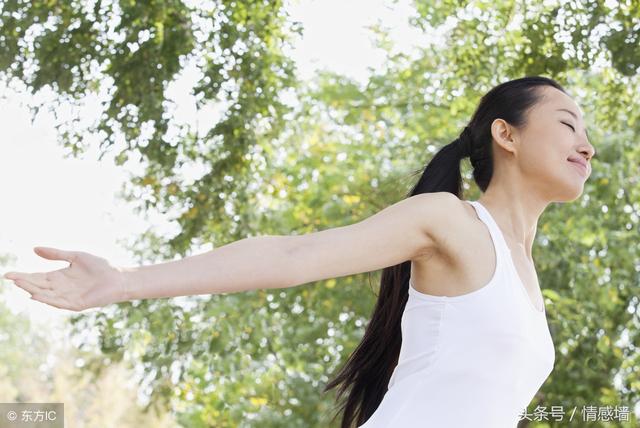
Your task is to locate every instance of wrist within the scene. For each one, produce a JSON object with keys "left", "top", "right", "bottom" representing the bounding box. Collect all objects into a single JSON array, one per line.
[{"left": 116, "top": 266, "right": 135, "bottom": 303}]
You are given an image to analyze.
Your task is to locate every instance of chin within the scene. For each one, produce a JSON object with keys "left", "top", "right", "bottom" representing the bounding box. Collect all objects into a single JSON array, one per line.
[
  {"left": 547, "top": 179, "right": 584, "bottom": 203},
  {"left": 555, "top": 184, "right": 584, "bottom": 203},
  {"left": 555, "top": 167, "right": 589, "bottom": 202}
]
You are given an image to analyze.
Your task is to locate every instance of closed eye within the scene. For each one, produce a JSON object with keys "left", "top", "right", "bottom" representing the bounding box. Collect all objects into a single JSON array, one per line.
[{"left": 561, "top": 122, "right": 575, "bottom": 132}]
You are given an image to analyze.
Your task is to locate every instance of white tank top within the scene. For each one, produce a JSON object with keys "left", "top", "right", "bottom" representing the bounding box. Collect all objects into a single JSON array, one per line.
[{"left": 358, "top": 200, "right": 556, "bottom": 428}]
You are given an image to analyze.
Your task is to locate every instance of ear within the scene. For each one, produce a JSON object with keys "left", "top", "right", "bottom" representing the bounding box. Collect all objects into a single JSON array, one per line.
[{"left": 490, "top": 118, "right": 517, "bottom": 156}]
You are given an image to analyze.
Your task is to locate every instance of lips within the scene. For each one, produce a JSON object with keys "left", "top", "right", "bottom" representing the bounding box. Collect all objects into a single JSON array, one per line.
[
  {"left": 568, "top": 159, "right": 588, "bottom": 176},
  {"left": 568, "top": 157, "right": 587, "bottom": 168}
]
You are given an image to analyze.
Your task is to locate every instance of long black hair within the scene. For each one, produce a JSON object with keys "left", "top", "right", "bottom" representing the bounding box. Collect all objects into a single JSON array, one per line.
[{"left": 323, "top": 76, "right": 567, "bottom": 427}]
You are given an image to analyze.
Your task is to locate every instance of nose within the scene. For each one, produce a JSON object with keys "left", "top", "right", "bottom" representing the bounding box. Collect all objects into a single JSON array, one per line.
[{"left": 580, "top": 138, "right": 596, "bottom": 162}]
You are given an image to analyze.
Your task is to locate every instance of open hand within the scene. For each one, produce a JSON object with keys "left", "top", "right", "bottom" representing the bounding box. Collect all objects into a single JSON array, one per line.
[{"left": 3, "top": 247, "right": 127, "bottom": 311}]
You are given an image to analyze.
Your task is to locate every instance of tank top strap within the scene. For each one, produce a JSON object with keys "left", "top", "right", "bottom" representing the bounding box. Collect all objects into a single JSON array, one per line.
[{"left": 466, "top": 200, "right": 512, "bottom": 262}]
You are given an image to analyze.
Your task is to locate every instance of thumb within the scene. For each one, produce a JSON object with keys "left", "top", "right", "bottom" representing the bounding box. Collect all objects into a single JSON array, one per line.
[{"left": 34, "top": 246, "right": 77, "bottom": 262}]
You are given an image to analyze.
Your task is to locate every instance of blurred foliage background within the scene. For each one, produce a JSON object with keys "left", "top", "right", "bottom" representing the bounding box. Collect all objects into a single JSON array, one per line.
[{"left": 1, "top": 0, "right": 639, "bottom": 426}]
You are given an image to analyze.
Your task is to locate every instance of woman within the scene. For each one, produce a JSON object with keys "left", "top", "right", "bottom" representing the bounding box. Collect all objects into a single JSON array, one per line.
[{"left": 4, "top": 76, "right": 595, "bottom": 427}]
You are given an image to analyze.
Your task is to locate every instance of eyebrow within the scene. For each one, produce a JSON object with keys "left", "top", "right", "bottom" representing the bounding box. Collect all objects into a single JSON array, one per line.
[
  {"left": 556, "top": 108, "right": 592, "bottom": 145},
  {"left": 556, "top": 108, "right": 579, "bottom": 119}
]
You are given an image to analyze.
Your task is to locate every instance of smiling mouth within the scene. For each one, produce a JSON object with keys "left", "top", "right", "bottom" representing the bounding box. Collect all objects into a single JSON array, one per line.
[{"left": 568, "top": 160, "right": 588, "bottom": 177}]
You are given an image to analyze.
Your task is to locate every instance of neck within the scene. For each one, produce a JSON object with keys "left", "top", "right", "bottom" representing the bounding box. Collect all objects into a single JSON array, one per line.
[{"left": 476, "top": 191, "right": 546, "bottom": 261}]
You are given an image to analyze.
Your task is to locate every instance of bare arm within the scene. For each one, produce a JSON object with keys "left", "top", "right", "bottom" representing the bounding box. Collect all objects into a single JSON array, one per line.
[
  {"left": 3, "top": 191, "right": 457, "bottom": 310},
  {"left": 121, "top": 235, "right": 297, "bottom": 300},
  {"left": 123, "top": 191, "right": 456, "bottom": 300}
]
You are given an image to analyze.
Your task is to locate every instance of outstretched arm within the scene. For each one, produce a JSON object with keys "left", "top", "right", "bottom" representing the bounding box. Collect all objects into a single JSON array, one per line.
[{"left": 3, "top": 192, "right": 456, "bottom": 311}]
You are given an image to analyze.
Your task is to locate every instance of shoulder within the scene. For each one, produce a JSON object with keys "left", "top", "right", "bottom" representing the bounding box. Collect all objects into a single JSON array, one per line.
[
  {"left": 409, "top": 192, "right": 473, "bottom": 245},
  {"left": 410, "top": 191, "right": 471, "bottom": 226},
  {"left": 409, "top": 192, "right": 477, "bottom": 261}
]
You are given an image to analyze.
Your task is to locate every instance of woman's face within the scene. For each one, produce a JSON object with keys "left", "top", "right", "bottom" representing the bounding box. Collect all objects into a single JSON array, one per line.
[{"left": 492, "top": 86, "right": 596, "bottom": 203}]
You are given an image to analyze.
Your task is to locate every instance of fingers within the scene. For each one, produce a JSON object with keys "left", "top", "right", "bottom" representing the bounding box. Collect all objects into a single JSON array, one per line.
[
  {"left": 3, "top": 272, "right": 52, "bottom": 290},
  {"left": 33, "top": 247, "right": 77, "bottom": 263},
  {"left": 5, "top": 278, "right": 81, "bottom": 311},
  {"left": 13, "top": 279, "right": 56, "bottom": 296}
]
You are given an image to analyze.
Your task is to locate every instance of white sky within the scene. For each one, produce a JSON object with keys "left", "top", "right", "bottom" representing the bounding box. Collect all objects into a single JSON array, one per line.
[{"left": 0, "top": 0, "right": 421, "bottom": 324}]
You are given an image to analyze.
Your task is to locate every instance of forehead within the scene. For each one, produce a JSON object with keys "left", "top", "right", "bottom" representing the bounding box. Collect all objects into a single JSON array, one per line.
[{"left": 540, "top": 87, "right": 584, "bottom": 119}]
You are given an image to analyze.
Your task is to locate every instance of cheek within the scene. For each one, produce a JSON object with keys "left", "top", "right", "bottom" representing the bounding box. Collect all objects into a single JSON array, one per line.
[
  {"left": 519, "top": 137, "right": 565, "bottom": 176},
  {"left": 519, "top": 139, "right": 547, "bottom": 167}
]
